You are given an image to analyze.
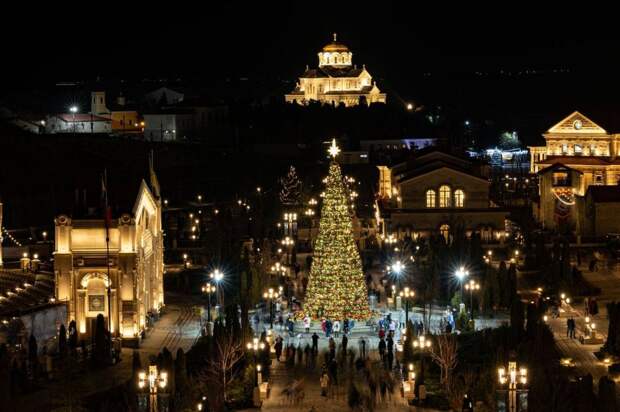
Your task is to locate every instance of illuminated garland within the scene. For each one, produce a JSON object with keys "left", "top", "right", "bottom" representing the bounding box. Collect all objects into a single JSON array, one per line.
[
  {"left": 551, "top": 188, "right": 575, "bottom": 206},
  {"left": 1, "top": 227, "right": 22, "bottom": 247},
  {"left": 304, "top": 161, "right": 371, "bottom": 320}
]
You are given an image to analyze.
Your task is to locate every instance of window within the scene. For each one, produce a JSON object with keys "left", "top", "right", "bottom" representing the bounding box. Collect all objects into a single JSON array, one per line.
[
  {"left": 562, "top": 144, "right": 568, "bottom": 154},
  {"left": 595, "top": 172, "right": 604, "bottom": 185},
  {"left": 426, "top": 190, "right": 436, "bottom": 208},
  {"left": 440, "top": 224, "right": 450, "bottom": 244},
  {"left": 552, "top": 172, "right": 570, "bottom": 187},
  {"left": 454, "top": 189, "right": 465, "bottom": 208},
  {"left": 439, "top": 185, "right": 451, "bottom": 207},
  {"left": 574, "top": 144, "right": 582, "bottom": 154}
]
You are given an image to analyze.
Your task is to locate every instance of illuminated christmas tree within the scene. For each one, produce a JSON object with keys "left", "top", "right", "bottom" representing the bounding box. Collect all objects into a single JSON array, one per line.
[{"left": 304, "top": 140, "right": 371, "bottom": 320}]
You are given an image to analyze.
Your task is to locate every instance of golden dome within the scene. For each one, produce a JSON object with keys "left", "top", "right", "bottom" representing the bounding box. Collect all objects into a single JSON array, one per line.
[{"left": 322, "top": 33, "right": 349, "bottom": 52}]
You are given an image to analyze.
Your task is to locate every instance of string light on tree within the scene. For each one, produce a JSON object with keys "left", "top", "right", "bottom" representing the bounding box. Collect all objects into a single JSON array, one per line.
[{"left": 304, "top": 139, "right": 370, "bottom": 320}]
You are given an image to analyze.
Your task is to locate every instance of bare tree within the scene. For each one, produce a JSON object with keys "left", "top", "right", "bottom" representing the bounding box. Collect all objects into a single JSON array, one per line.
[
  {"left": 430, "top": 334, "right": 458, "bottom": 393},
  {"left": 198, "top": 333, "right": 244, "bottom": 402}
]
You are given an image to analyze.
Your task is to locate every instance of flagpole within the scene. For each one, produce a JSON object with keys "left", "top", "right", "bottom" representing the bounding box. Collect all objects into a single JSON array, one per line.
[{"left": 104, "top": 170, "right": 112, "bottom": 335}]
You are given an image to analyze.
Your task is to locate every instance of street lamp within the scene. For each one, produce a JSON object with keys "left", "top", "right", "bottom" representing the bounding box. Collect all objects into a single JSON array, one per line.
[
  {"left": 283, "top": 213, "right": 298, "bottom": 236},
  {"left": 69, "top": 105, "right": 79, "bottom": 132},
  {"left": 498, "top": 361, "right": 527, "bottom": 412},
  {"left": 270, "top": 262, "right": 287, "bottom": 277},
  {"left": 247, "top": 337, "right": 265, "bottom": 387},
  {"left": 464, "top": 279, "right": 480, "bottom": 319},
  {"left": 201, "top": 283, "right": 216, "bottom": 323},
  {"left": 263, "top": 288, "right": 280, "bottom": 329},
  {"left": 281, "top": 236, "right": 294, "bottom": 264},
  {"left": 210, "top": 269, "right": 224, "bottom": 309},
  {"left": 183, "top": 253, "right": 190, "bottom": 269},
  {"left": 412, "top": 335, "right": 432, "bottom": 386},
  {"left": 138, "top": 365, "right": 168, "bottom": 412},
  {"left": 455, "top": 266, "right": 469, "bottom": 301},
  {"left": 399, "top": 287, "right": 415, "bottom": 325}
]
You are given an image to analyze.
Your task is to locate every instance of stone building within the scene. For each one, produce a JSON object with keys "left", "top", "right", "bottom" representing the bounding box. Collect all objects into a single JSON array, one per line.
[
  {"left": 376, "top": 149, "right": 507, "bottom": 243},
  {"left": 285, "top": 34, "right": 386, "bottom": 107},
  {"left": 530, "top": 111, "right": 620, "bottom": 236},
  {"left": 53, "top": 179, "right": 164, "bottom": 344}
]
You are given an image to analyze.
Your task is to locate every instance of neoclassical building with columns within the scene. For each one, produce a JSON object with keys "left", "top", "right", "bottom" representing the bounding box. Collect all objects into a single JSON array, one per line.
[
  {"left": 285, "top": 34, "right": 386, "bottom": 107},
  {"left": 54, "top": 180, "right": 164, "bottom": 344},
  {"left": 529, "top": 111, "right": 620, "bottom": 235}
]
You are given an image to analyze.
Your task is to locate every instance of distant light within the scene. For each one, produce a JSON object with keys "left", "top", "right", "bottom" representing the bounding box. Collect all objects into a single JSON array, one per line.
[
  {"left": 406, "top": 103, "right": 414, "bottom": 111},
  {"left": 465, "top": 120, "right": 470, "bottom": 126},
  {"left": 69, "top": 106, "right": 78, "bottom": 113}
]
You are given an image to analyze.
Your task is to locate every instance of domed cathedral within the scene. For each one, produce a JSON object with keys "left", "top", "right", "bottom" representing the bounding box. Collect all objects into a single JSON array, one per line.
[{"left": 285, "top": 33, "right": 386, "bottom": 107}]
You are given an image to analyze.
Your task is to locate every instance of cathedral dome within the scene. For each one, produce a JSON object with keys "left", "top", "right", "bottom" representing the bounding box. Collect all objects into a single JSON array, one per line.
[
  {"left": 322, "top": 34, "right": 350, "bottom": 52},
  {"left": 318, "top": 33, "right": 352, "bottom": 67}
]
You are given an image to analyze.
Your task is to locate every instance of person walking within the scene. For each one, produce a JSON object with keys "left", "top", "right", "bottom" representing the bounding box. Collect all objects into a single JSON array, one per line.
[
  {"left": 359, "top": 336, "right": 367, "bottom": 359},
  {"left": 275, "top": 335, "right": 283, "bottom": 361},
  {"left": 328, "top": 337, "right": 336, "bottom": 361},
  {"left": 303, "top": 315, "right": 311, "bottom": 334},
  {"left": 389, "top": 319, "right": 396, "bottom": 337},
  {"left": 333, "top": 319, "right": 341, "bottom": 338},
  {"left": 378, "top": 337, "right": 386, "bottom": 361},
  {"left": 320, "top": 371, "right": 330, "bottom": 397},
  {"left": 329, "top": 357, "right": 338, "bottom": 385},
  {"left": 312, "top": 332, "right": 319, "bottom": 355},
  {"left": 386, "top": 335, "right": 394, "bottom": 354},
  {"left": 387, "top": 348, "right": 394, "bottom": 370},
  {"left": 342, "top": 334, "right": 348, "bottom": 355},
  {"left": 326, "top": 318, "right": 332, "bottom": 338}
]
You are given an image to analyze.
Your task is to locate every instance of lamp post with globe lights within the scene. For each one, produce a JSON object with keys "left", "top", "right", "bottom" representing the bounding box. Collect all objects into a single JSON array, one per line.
[
  {"left": 497, "top": 361, "right": 528, "bottom": 412},
  {"left": 281, "top": 236, "right": 294, "bottom": 265},
  {"left": 138, "top": 365, "right": 168, "bottom": 412},
  {"left": 464, "top": 279, "right": 480, "bottom": 319},
  {"left": 399, "top": 287, "right": 415, "bottom": 325},
  {"left": 412, "top": 335, "right": 432, "bottom": 397},
  {"left": 263, "top": 288, "right": 280, "bottom": 330},
  {"left": 247, "top": 337, "right": 265, "bottom": 387},
  {"left": 455, "top": 266, "right": 469, "bottom": 302},
  {"left": 201, "top": 283, "right": 216, "bottom": 323},
  {"left": 210, "top": 269, "right": 224, "bottom": 313}
]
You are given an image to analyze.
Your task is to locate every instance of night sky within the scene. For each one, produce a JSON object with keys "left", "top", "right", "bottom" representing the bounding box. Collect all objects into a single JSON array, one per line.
[{"left": 4, "top": 4, "right": 619, "bottom": 86}]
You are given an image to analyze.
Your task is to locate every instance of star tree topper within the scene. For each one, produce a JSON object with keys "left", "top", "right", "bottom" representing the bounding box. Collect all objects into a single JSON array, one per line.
[{"left": 328, "top": 138, "right": 341, "bottom": 159}]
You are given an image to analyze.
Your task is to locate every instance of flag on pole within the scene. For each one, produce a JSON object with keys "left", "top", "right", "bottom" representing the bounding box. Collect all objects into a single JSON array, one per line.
[{"left": 101, "top": 170, "right": 112, "bottom": 228}]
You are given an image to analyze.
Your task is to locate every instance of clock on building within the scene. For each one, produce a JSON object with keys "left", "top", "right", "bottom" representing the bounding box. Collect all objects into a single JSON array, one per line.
[{"left": 573, "top": 119, "right": 583, "bottom": 130}]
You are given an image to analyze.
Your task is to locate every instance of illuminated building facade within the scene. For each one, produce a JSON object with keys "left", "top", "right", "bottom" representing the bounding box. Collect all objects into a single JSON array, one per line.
[
  {"left": 54, "top": 180, "right": 164, "bottom": 343},
  {"left": 376, "top": 149, "right": 507, "bottom": 243},
  {"left": 530, "top": 111, "right": 620, "bottom": 235},
  {"left": 285, "top": 34, "right": 386, "bottom": 107}
]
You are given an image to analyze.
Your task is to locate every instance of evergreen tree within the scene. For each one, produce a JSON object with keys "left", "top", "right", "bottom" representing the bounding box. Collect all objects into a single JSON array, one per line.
[
  {"left": 510, "top": 298, "right": 524, "bottom": 343},
  {"left": 175, "top": 348, "right": 188, "bottom": 396},
  {"left": 58, "top": 324, "right": 67, "bottom": 357},
  {"left": 279, "top": 165, "right": 302, "bottom": 206},
  {"left": 0, "top": 344, "right": 10, "bottom": 403},
  {"left": 598, "top": 376, "right": 618, "bottom": 412},
  {"left": 304, "top": 158, "right": 370, "bottom": 320}
]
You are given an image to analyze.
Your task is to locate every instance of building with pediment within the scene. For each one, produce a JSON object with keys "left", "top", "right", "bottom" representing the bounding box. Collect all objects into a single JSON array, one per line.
[
  {"left": 530, "top": 111, "right": 620, "bottom": 236},
  {"left": 53, "top": 178, "right": 164, "bottom": 344},
  {"left": 376, "top": 149, "right": 507, "bottom": 243},
  {"left": 285, "top": 34, "right": 386, "bottom": 107}
]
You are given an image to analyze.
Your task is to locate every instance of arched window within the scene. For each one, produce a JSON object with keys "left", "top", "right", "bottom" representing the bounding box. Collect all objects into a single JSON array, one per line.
[
  {"left": 426, "top": 190, "right": 436, "bottom": 208},
  {"left": 454, "top": 189, "right": 465, "bottom": 208},
  {"left": 440, "top": 224, "right": 450, "bottom": 243},
  {"left": 439, "top": 185, "right": 451, "bottom": 207}
]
